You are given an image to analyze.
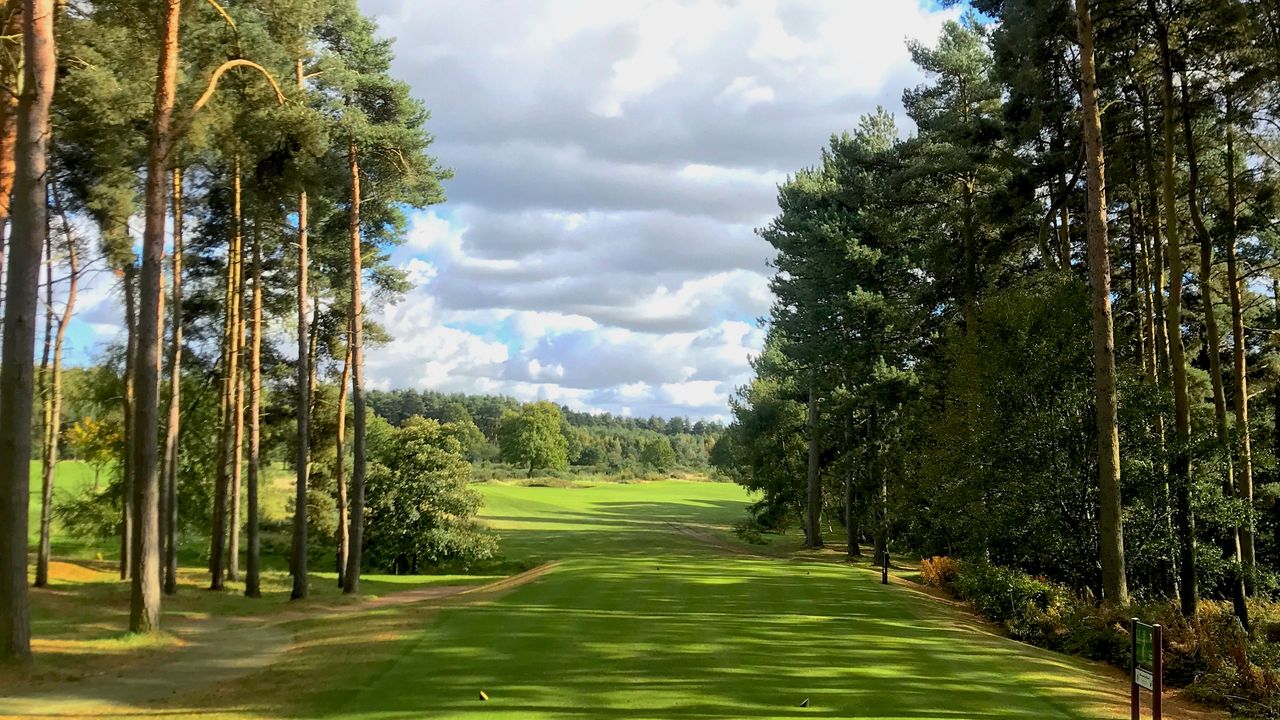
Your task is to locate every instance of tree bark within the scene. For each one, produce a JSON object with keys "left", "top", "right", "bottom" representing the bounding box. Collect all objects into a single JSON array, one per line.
[
  {"left": 335, "top": 335, "right": 351, "bottom": 588},
  {"left": 228, "top": 247, "right": 245, "bottom": 583},
  {"left": 1075, "top": 0, "right": 1128, "bottom": 606},
  {"left": 1179, "top": 73, "right": 1247, "bottom": 628},
  {"left": 343, "top": 141, "right": 367, "bottom": 594},
  {"left": 210, "top": 157, "right": 242, "bottom": 590},
  {"left": 291, "top": 56, "right": 310, "bottom": 601},
  {"left": 245, "top": 226, "right": 262, "bottom": 598},
  {"left": 1223, "top": 95, "right": 1255, "bottom": 587},
  {"left": 1150, "top": 0, "right": 1197, "bottom": 616},
  {"left": 805, "top": 382, "right": 822, "bottom": 548},
  {"left": 120, "top": 256, "right": 136, "bottom": 581},
  {"left": 0, "top": 0, "right": 51, "bottom": 661},
  {"left": 161, "top": 168, "right": 182, "bottom": 596},
  {"left": 35, "top": 228, "right": 54, "bottom": 587},
  {"left": 35, "top": 191, "right": 77, "bottom": 589},
  {"left": 130, "top": 0, "right": 180, "bottom": 634}
]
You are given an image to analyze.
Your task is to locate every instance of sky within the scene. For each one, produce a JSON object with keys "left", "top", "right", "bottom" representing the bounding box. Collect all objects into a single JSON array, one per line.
[{"left": 64, "top": 0, "right": 963, "bottom": 422}]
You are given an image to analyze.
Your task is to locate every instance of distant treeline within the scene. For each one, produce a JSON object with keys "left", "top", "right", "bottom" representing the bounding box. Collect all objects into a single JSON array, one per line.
[{"left": 365, "top": 389, "right": 723, "bottom": 471}]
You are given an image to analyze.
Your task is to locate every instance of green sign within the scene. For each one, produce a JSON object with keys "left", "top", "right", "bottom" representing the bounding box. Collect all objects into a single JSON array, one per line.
[
  {"left": 1134, "top": 621, "right": 1155, "bottom": 691},
  {"left": 1135, "top": 622, "right": 1154, "bottom": 669}
]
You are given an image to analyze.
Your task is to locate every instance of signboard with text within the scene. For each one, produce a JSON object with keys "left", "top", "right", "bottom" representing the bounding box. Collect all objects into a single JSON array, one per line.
[{"left": 1131, "top": 619, "right": 1162, "bottom": 720}]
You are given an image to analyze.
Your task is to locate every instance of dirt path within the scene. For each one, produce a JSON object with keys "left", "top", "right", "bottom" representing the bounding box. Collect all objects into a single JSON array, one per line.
[{"left": 0, "top": 563, "right": 558, "bottom": 719}]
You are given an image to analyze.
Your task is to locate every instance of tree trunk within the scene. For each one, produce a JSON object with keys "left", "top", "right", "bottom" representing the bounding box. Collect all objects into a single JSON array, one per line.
[
  {"left": 1224, "top": 95, "right": 1255, "bottom": 588},
  {"left": 805, "top": 382, "right": 822, "bottom": 548},
  {"left": 335, "top": 336, "right": 351, "bottom": 588},
  {"left": 1138, "top": 82, "right": 1175, "bottom": 597},
  {"left": 1179, "top": 73, "right": 1247, "bottom": 628},
  {"left": 1075, "top": 0, "right": 1128, "bottom": 606},
  {"left": 210, "top": 156, "right": 242, "bottom": 590},
  {"left": 161, "top": 168, "right": 182, "bottom": 596},
  {"left": 343, "top": 141, "right": 367, "bottom": 594},
  {"left": 0, "top": 0, "right": 51, "bottom": 661},
  {"left": 35, "top": 191, "right": 77, "bottom": 589},
  {"left": 35, "top": 230, "right": 53, "bottom": 587},
  {"left": 1150, "top": 0, "right": 1197, "bottom": 616},
  {"left": 121, "top": 257, "right": 136, "bottom": 581},
  {"left": 245, "top": 226, "right": 262, "bottom": 598},
  {"left": 129, "top": 0, "right": 180, "bottom": 634},
  {"left": 228, "top": 252, "right": 245, "bottom": 583},
  {"left": 291, "top": 57, "right": 310, "bottom": 601}
]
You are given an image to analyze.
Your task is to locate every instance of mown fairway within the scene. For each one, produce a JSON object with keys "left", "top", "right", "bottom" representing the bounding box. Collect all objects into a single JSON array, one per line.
[
  {"left": 330, "top": 480, "right": 1131, "bottom": 719},
  {"left": 6, "top": 479, "right": 1149, "bottom": 719}
]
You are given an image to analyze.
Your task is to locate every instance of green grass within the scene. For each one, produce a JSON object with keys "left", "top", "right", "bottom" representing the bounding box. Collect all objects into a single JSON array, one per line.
[
  {"left": 312, "top": 480, "right": 1129, "bottom": 719},
  {"left": 17, "top": 479, "right": 1137, "bottom": 718}
]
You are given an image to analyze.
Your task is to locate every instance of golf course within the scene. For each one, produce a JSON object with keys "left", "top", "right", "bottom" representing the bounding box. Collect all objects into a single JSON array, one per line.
[{"left": 1, "top": 478, "right": 1206, "bottom": 719}]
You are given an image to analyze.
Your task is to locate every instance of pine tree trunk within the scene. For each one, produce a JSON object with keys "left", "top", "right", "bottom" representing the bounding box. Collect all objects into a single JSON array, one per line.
[
  {"left": 35, "top": 232, "right": 53, "bottom": 587},
  {"left": 291, "top": 57, "right": 310, "bottom": 601},
  {"left": 161, "top": 168, "right": 182, "bottom": 596},
  {"left": 1150, "top": 0, "right": 1197, "bottom": 616},
  {"left": 335, "top": 337, "right": 351, "bottom": 588},
  {"left": 35, "top": 193, "right": 77, "bottom": 589},
  {"left": 805, "top": 382, "right": 822, "bottom": 548},
  {"left": 121, "top": 256, "right": 136, "bottom": 581},
  {"left": 0, "top": 0, "right": 52, "bottom": 661},
  {"left": 1224, "top": 96, "right": 1256, "bottom": 588},
  {"left": 1138, "top": 82, "right": 1176, "bottom": 597},
  {"left": 1075, "top": 0, "right": 1128, "bottom": 606},
  {"left": 228, "top": 266, "right": 245, "bottom": 583},
  {"left": 343, "top": 141, "right": 366, "bottom": 594},
  {"left": 1179, "top": 73, "right": 1247, "bottom": 628},
  {"left": 210, "top": 157, "right": 242, "bottom": 590},
  {"left": 245, "top": 226, "right": 262, "bottom": 598},
  {"left": 129, "top": 0, "right": 180, "bottom": 634}
]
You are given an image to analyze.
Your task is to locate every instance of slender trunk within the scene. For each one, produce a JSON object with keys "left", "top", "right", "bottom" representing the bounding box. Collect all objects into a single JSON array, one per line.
[
  {"left": 1224, "top": 95, "right": 1255, "bottom": 586},
  {"left": 343, "top": 141, "right": 367, "bottom": 594},
  {"left": 210, "top": 159, "right": 241, "bottom": 591},
  {"left": 1129, "top": 206, "right": 1147, "bottom": 374},
  {"left": 335, "top": 337, "right": 351, "bottom": 588},
  {"left": 129, "top": 0, "right": 179, "bottom": 634},
  {"left": 1179, "top": 73, "right": 1247, "bottom": 628},
  {"left": 845, "top": 423, "right": 860, "bottom": 558},
  {"left": 1150, "top": 0, "right": 1197, "bottom": 616},
  {"left": 35, "top": 228, "right": 53, "bottom": 587},
  {"left": 161, "top": 168, "right": 182, "bottom": 596},
  {"left": 1075, "top": 0, "right": 1128, "bottom": 606},
  {"left": 1138, "top": 83, "right": 1175, "bottom": 596},
  {"left": 869, "top": 405, "right": 887, "bottom": 562},
  {"left": 805, "top": 382, "right": 822, "bottom": 548},
  {"left": 245, "top": 226, "right": 262, "bottom": 598},
  {"left": 36, "top": 191, "right": 77, "bottom": 588},
  {"left": 291, "top": 56, "right": 310, "bottom": 601},
  {"left": 228, "top": 249, "right": 245, "bottom": 583},
  {"left": 0, "top": 0, "right": 22, "bottom": 297},
  {"left": 120, "top": 258, "right": 136, "bottom": 580},
  {"left": 0, "top": 0, "right": 51, "bottom": 661}
]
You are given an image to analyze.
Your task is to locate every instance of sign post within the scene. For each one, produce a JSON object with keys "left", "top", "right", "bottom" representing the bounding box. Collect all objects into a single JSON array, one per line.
[
  {"left": 881, "top": 551, "right": 889, "bottom": 585},
  {"left": 1131, "top": 618, "right": 1162, "bottom": 720}
]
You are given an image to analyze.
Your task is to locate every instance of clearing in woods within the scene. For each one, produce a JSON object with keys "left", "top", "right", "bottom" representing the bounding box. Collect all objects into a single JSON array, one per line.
[{"left": 4, "top": 480, "right": 1213, "bottom": 719}]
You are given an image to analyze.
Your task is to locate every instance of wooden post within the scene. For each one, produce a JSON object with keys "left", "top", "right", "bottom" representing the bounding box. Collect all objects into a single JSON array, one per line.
[
  {"left": 1131, "top": 617, "right": 1140, "bottom": 720},
  {"left": 882, "top": 550, "right": 889, "bottom": 585}
]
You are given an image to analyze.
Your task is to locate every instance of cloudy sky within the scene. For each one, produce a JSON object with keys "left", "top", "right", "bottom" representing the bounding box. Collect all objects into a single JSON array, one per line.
[{"left": 67, "top": 0, "right": 963, "bottom": 422}]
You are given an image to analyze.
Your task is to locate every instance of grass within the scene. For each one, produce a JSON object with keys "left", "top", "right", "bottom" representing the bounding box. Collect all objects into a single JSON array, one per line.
[{"left": 10, "top": 479, "right": 1152, "bottom": 718}]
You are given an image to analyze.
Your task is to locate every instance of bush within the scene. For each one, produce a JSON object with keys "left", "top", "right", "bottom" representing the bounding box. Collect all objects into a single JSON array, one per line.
[
  {"left": 920, "top": 556, "right": 960, "bottom": 589},
  {"left": 925, "top": 558, "right": 1280, "bottom": 717}
]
